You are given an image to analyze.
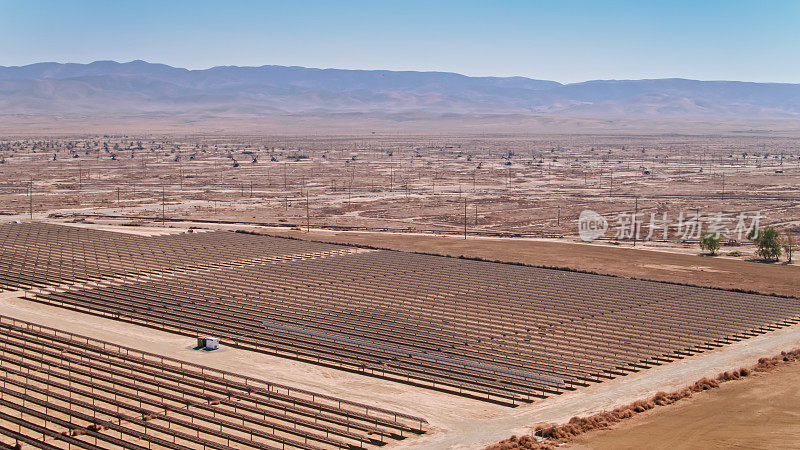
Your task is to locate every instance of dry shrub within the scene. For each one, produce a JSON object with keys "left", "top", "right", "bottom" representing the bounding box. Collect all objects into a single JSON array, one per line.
[
  {"left": 690, "top": 377, "right": 719, "bottom": 391},
  {"left": 754, "top": 349, "right": 800, "bottom": 371},
  {"left": 631, "top": 399, "right": 655, "bottom": 412},
  {"left": 611, "top": 407, "right": 635, "bottom": 420},
  {"left": 486, "top": 434, "right": 552, "bottom": 449},
  {"left": 489, "top": 347, "right": 800, "bottom": 449},
  {"left": 652, "top": 390, "right": 686, "bottom": 406},
  {"left": 716, "top": 369, "right": 749, "bottom": 382}
]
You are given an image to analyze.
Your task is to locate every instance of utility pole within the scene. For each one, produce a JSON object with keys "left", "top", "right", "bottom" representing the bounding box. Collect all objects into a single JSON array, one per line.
[
  {"left": 161, "top": 186, "right": 166, "bottom": 225},
  {"left": 284, "top": 163, "right": 288, "bottom": 211},
  {"left": 633, "top": 196, "right": 639, "bottom": 247},
  {"left": 472, "top": 169, "right": 476, "bottom": 192},
  {"left": 28, "top": 183, "right": 33, "bottom": 220},
  {"left": 557, "top": 206, "right": 561, "bottom": 227},
  {"left": 349, "top": 163, "right": 355, "bottom": 205},
  {"left": 463, "top": 198, "right": 467, "bottom": 239},
  {"left": 117, "top": 187, "right": 120, "bottom": 207},
  {"left": 306, "top": 189, "right": 310, "bottom": 232}
]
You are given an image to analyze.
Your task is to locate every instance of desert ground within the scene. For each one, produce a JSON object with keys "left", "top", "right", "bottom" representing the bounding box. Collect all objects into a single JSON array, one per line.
[
  {"left": 567, "top": 358, "right": 800, "bottom": 449},
  {"left": 1, "top": 133, "right": 798, "bottom": 250},
  {"left": 1, "top": 131, "right": 799, "bottom": 449}
]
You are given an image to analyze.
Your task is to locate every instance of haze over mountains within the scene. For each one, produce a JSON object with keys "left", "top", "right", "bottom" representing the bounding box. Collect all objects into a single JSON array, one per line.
[{"left": 1, "top": 60, "right": 799, "bottom": 119}]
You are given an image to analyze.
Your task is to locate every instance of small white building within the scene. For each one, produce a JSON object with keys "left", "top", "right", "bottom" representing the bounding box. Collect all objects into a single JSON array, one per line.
[{"left": 196, "top": 337, "right": 219, "bottom": 350}]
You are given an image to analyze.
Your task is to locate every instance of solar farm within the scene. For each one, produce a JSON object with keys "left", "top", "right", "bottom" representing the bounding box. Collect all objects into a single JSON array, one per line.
[{"left": 0, "top": 222, "right": 799, "bottom": 448}]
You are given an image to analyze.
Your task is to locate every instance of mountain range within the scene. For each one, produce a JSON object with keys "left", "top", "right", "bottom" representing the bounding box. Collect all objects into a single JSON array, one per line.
[{"left": 1, "top": 60, "right": 799, "bottom": 119}]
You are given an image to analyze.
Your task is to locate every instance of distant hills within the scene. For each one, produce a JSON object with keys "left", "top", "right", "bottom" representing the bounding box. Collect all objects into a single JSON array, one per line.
[{"left": 1, "top": 60, "right": 799, "bottom": 119}]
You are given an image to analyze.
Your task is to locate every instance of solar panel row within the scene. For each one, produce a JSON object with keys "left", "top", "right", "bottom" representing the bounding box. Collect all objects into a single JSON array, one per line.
[{"left": 0, "top": 315, "right": 426, "bottom": 449}]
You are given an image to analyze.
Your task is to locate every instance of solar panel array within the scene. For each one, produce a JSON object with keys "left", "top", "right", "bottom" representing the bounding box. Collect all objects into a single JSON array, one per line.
[
  {"left": 2, "top": 223, "right": 800, "bottom": 406},
  {"left": 0, "top": 315, "right": 426, "bottom": 449},
  {"left": 0, "top": 222, "right": 346, "bottom": 290}
]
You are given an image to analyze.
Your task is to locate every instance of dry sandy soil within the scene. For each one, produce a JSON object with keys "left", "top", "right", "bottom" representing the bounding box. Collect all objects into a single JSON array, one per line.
[
  {"left": 4, "top": 114, "right": 800, "bottom": 137},
  {"left": 567, "top": 358, "right": 800, "bottom": 449},
  {"left": 1, "top": 133, "right": 798, "bottom": 249}
]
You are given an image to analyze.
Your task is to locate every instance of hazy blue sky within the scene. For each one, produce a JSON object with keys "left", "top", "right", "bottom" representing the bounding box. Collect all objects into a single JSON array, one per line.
[{"left": 1, "top": 0, "right": 798, "bottom": 83}]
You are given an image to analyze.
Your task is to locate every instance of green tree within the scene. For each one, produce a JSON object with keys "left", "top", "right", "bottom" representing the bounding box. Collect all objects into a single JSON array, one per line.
[
  {"left": 748, "top": 226, "right": 782, "bottom": 261},
  {"left": 782, "top": 233, "right": 796, "bottom": 264},
  {"left": 699, "top": 231, "right": 721, "bottom": 255}
]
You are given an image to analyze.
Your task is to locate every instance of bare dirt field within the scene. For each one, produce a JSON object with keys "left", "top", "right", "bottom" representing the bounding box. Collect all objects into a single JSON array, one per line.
[
  {"left": 567, "top": 358, "right": 800, "bottom": 450},
  {"left": 3, "top": 115, "right": 800, "bottom": 138},
  {"left": 1, "top": 133, "right": 798, "bottom": 255}
]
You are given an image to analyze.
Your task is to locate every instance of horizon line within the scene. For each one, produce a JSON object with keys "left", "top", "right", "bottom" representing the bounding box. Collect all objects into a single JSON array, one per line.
[{"left": 2, "top": 59, "right": 798, "bottom": 86}]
